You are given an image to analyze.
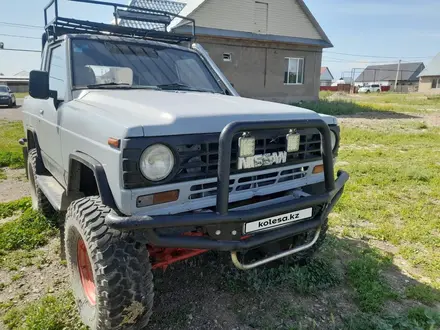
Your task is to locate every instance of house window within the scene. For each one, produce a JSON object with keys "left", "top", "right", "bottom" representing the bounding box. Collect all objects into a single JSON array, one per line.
[
  {"left": 432, "top": 78, "right": 440, "bottom": 89},
  {"left": 284, "top": 58, "right": 304, "bottom": 84},
  {"left": 223, "top": 53, "right": 232, "bottom": 62}
]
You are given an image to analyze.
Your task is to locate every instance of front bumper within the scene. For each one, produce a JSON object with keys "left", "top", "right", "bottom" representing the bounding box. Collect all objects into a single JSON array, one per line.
[
  {"left": 106, "top": 119, "right": 349, "bottom": 252},
  {"left": 0, "top": 98, "right": 11, "bottom": 105}
]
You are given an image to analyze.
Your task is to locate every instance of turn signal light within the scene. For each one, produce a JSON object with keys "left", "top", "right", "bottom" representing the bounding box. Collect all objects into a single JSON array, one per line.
[
  {"left": 137, "top": 190, "right": 179, "bottom": 207},
  {"left": 108, "top": 138, "right": 120, "bottom": 148},
  {"left": 312, "top": 165, "right": 324, "bottom": 174}
]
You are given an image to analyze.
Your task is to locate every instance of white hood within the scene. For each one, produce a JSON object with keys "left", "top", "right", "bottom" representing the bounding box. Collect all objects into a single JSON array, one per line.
[{"left": 77, "top": 90, "right": 336, "bottom": 137}]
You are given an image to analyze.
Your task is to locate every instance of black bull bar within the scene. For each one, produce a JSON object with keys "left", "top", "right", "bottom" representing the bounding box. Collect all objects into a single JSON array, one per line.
[{"left": 106, "top": 119, "right": 349, "bottom": 252}]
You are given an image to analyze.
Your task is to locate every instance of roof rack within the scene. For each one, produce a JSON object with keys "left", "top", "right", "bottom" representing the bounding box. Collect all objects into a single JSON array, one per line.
[{"left": 43, "top": 0, "right": 195, "bottom": 44}]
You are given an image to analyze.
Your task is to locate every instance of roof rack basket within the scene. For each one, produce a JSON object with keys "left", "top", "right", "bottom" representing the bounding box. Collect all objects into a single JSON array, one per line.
[{"left": 43, "top": 0, "right": 195, "bottom": 45}]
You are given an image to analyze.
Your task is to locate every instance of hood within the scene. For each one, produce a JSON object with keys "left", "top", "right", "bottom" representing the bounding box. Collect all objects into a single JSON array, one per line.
[
  {"left": 0, "top": 92, "right": 10, "bottom": 96},
  {"left": 77, "top": 90, "right": 336, "bottom": 137}
]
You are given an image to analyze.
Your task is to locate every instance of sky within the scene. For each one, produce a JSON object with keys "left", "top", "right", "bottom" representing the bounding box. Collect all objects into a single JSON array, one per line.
[{"left": 0, "top": 0, "right": 439, "bottom": 78}]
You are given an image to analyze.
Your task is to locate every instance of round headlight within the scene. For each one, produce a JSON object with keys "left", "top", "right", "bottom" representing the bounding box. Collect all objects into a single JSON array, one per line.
[
  {"left": 330, "top": 131, "right": 337, "bottom": 150},
  {"left": 140, "top": 144, "right": 175, "bottom": 181}
]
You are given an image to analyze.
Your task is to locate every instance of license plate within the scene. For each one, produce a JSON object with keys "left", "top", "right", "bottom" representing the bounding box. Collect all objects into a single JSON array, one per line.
[{"left": 244, "top": 208, "right": 313, "bottom": 234}]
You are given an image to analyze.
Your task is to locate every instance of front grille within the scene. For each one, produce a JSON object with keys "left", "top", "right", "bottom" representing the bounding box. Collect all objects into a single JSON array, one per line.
[
  {"left": 189, "top": 165, "right": 309, "bottom": 200},
  {"left": 122, "top": 128, "right": 321, "bottom": 189}
]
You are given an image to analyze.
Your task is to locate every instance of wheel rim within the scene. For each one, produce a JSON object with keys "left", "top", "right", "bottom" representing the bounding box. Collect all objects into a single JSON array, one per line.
[{"left": 77, "top": 239, "right": 96, "bottom": 305}]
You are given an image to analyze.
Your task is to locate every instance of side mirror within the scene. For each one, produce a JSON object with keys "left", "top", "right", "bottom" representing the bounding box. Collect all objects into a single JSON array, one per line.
[{"left": 29, "top": 70, "right": 50, "bottom": 100}]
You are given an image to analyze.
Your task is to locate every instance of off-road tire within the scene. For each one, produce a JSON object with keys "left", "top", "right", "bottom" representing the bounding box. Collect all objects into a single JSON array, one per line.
[
  {"left": 255, "top": 218, "right": 329, "bottom": 266},
  {"left": 27, "top": 148, "right": 55, "bottom": 217},
  {"left": 65, "top": 196, "right": 154, "bottom": 330}
]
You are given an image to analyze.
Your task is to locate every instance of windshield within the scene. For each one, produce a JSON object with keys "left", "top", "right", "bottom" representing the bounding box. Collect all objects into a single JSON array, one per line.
[
  {"left": 0, "top": 86, "right": 9, "bottom": 93},
  {"left": 71, "top": 39, "right": 223, "bottom": 93}
]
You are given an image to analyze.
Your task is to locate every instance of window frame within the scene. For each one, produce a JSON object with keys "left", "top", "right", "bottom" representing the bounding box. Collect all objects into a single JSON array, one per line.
[
  {"left": 284, "top": 57, "right": 304, "bottom": 85},
  {"left": 45, "top": 41, "right": 69, "bottom": 101}
]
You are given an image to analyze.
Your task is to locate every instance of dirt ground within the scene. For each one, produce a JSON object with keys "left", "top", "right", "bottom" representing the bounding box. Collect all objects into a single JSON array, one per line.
[
  {"left": 0, "top": 101, "right": 23, "bottom": 122},
  {"left": 0, "top": 168, "right": 29, "bottom": 203}
]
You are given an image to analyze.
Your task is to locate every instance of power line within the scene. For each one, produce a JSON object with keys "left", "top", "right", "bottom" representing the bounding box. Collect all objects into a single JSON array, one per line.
[
  {"left": 324, "top": 51, "right": 432, "bottom": 59},
  {"left": 0, "top": 33, "right": 40, "bottom": 40},
  {"left": 322, "top": 56, "right": 424, "bottom": 64},
  {"left": 0, "top": 21, "right": 43, "bottom": 30},
  {"left": 1, "top": 48, "right": 41, "bottom": 53}
]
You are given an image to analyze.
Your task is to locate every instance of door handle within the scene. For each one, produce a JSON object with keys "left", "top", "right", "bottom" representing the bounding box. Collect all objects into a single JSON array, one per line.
[{"left": 39, "top": 109, "right": 44, "bottom": 115}]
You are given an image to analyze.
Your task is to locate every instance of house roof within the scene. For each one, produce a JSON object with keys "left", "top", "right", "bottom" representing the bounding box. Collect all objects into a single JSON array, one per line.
[
  {"left": 122, "top": 0, "right": 332, "bottom": 47},
  {"left": 320, "top": 67, "right": 334, "bottom": 80},
  {"left": 418, "top": 53, "right": 440, "bottom": 77},
  {"left": 120, "top": 0, "right": 186, "bottom": 30},
  {"left": 355, "top": 62, "right": 425, "bottom": 82}
]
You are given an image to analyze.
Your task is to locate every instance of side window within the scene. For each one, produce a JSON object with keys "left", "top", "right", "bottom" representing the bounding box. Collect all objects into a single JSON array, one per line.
[
  {"left": 175, "top": 58, "right": 213, "bottom": 89},
  {"left": 48, "top": 45, "right": 67, "bottom": 100}
]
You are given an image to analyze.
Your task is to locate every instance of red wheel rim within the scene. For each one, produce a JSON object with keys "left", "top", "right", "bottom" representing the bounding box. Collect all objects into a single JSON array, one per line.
[{"left": 77, "top": 239, "right": 96, "bottom": 305}]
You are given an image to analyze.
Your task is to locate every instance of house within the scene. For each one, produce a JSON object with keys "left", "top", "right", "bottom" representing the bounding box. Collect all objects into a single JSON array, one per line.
[
  {"left": 320, "top": 67, "right": 333, "bottom": 86},
  {"left": 121, "top": 0, "right": 333, "bottom": 103},
  {"left": 418, "top": 53, "right": 440, "bottom": 94},
  {"left": 355, "top": 62, "right": 425, "bottom": 92},
  {"left": 0, "top": 70, "right": 30, "bottom": 93}
]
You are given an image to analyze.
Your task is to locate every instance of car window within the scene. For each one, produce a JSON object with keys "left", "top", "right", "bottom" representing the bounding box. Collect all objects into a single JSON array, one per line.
[
  {"left": 71, "top": 39, "right": 224, "bottom": 93},
  {"left": 48, "top": 44, "right": 67, "bottom": 100},
  {"left": 0, "top": 86, "right": 9, "bottom": 93}
]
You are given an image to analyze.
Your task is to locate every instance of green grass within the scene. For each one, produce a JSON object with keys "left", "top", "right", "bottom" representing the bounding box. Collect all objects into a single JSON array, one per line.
[
  {"left": 13, "top": 92, "right": 28, "bottom": 99},
  {"left": 332, "top": 125, "right": 440, "bottom": 287},
  {"left": 346, "top": 249, "right": 396, "bottom": 312},
  {"left": 299, "top": 92, "right": 440, "bottom": 115},
  {"left": 405, "top": 284, "right": 440, "bottom": 306},
  {"left": 0, "top": 197, "right": 31, "bottom": 218},
  {"left": 0, "top": 208, "right": 57, "bottom": 252},
  {"left": 0, "top": 121, "right": 25, "bottom": 168},
  {"left": 343, "top": 307, "right": 440, "bottom": 330},
  {"left": 226, "top": 257, "right": 342, "bottom": 294},
  {"left": 2, "top": 292, "right": 87, "bottom": 330}
]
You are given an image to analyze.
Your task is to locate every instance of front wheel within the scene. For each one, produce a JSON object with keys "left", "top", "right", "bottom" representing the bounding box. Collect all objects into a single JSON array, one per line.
[
  {"left": 65, "top": 196, "right": 154, "bottom": 330},
  {"left": 27, "top": 149, "right": 55, "bottom": 217}
]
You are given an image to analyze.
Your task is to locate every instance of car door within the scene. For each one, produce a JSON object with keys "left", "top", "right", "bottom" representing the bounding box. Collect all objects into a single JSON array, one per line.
[{"left": 36, "top": 42, "right": 66, "bottom": 184}]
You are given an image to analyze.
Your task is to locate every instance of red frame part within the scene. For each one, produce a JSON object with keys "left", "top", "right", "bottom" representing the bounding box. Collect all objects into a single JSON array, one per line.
[
  {"left": 148, "top": 232, "right": 208, "bottom": 270},
  {"left": 77, "top": 239, "right": 96, "bottom": 305}
]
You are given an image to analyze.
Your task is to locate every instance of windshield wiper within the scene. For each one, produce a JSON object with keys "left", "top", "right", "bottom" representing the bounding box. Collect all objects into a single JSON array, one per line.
[
  {"left": 83, "top": 83, "right": 159, "bottom": 90},
  {"left": 86, "top": 82, "right": 131, "bottom": 89},
  {"left": 156, "top": 83, "right": 216, "bottom": 93}
]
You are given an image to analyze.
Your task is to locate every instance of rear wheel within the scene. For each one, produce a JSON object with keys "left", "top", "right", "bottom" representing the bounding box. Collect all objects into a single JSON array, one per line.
[
  {"left": 65, "top": 196, "right": 154, "bottom": 330},
  {"left": 27, "top": 148, "right": 55, "bottom": 217}
]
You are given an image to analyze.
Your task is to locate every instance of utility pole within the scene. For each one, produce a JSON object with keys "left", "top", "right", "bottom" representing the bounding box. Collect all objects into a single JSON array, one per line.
[{"left": 394, "top": 59, "right": 401, "bottom": 92}]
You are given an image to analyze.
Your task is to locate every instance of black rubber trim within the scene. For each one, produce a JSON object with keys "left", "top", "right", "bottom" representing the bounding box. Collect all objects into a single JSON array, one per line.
[
  {"left": 27, "top": 129, "right": 43, "bottom": 161},
  {"left": 67, "top": 151, "right": 117, "bottom": 210}
]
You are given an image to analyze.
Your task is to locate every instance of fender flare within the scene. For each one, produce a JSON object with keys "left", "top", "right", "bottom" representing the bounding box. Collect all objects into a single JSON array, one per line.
[
  {"left": 26, "top": 129, "right": 43, "bottom": 161},
  {"left": 67, "top": 151, "right": 117, "bottom": 210}
]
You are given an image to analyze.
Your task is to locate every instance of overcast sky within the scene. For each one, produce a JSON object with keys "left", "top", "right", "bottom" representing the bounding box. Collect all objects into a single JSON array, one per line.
[{"left": 0, "top": 0, "right": 438, "bottom": 79}]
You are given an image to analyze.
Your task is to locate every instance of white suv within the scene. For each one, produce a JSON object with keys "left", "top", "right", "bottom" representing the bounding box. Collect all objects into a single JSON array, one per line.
[{"left": 358, "top": 84, "right": 381, "bottom": 93}]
